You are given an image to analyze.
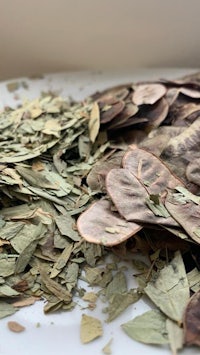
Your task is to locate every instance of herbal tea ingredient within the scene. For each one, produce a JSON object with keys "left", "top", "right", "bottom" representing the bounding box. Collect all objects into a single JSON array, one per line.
[{"left": 1, "top": 72, "right": 200, "bottom": 353}]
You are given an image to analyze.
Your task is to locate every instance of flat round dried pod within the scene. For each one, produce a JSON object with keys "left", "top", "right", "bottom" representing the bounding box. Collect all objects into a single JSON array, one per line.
[
  {"left": 100, "top": 100, "right": 125, "bottom": 124},
  {"left": 183, "top": 290, "right": 200, "bottom": 346},
  {"left": 91, "top": 83, "right": 132, "bottom": 101},
  {"left": 108, "top": 103, "right": 138, "bottom": 130},
  {"left": 76, "top": 198, "right": 142, "bottom": 246},
  {"left": 170, "top": 103, "right": 200, "bottom": 126},
  {"left": 132, "top": 84, "right": 166, "bottom": 105},
  {"left": 142, "top": 97, "right": 169, "bottom": 130},
  {"left": 180, "top": 87, "right": 200, "bottom": 99},
  {"left": 122, "top": 148, "right": 182, "bottom": 194},
  {"left": 111, "top": 117, "right": 148, "bottom": 130},
  {"left": 106, "top": 168, "right": 178, "bottom": 227}
]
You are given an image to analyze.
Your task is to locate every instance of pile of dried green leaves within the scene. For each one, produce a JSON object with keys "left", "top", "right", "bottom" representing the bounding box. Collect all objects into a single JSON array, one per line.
[{"left": 1, "top": 72, "right": 200, "bottom": 352}]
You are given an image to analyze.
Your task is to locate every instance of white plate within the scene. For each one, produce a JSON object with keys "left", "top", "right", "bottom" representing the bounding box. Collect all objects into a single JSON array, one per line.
[{"left": 0, "top": 69, "right": 199, "bottom": 355}]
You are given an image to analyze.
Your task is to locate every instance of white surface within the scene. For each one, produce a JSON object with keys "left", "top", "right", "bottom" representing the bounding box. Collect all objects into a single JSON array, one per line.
[{"left": 0, "top": 69, "right": 199, "bottom": 355}]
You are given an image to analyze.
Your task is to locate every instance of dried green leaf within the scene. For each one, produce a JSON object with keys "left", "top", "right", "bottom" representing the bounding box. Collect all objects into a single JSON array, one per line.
[
  {"left": 187, "top": 268, "right": 200, "bottom": 292},
  {"left": 40, "top": 267, "right": 72, "bottom": 303},
  {"left": 106, "top": 289, "right": 140, "bottom": 322},
  {"left": 144, "top": 251, "right": 190, "bottom": 322},
  {"left": 55, "top": 214, "right": 80, "bottom": 241},
  {"left": 165, "top": 190, "right": 200, "bottom": 244},
  {"left": 50, "top": 244, "right": 73, "bottom": 278},
  {"left": 121, "top": 310, "right": 169, "bottom": 344},
  {"left": 0, "top": 302, "right": 18, "bottom": 319},
  {"left": 105, "top": 271, "right": 127, "bottom": 300},
  {"left": 166, "top": 318, "right": 183, "bottom": 354}
]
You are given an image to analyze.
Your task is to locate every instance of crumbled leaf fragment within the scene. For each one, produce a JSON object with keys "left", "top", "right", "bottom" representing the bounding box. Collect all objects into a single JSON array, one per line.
[
  {"left": 7, "top": 321, "right": 26, "bottom": 333},
  {"left": 80, "top": 314, "right": 103, "bottom": 343}
]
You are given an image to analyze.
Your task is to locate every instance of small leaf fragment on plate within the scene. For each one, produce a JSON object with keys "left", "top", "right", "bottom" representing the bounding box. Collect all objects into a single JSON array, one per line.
[
  {"left": 80, "top": 314, "right": 103, "bottom": 343},
  {"left": 184, "top": 289, "right": 200, "bottom": 346},
  {"left": 7, "top": 321, "right": 26, "bottom": 333},
  {"left": 121, "top": 310, "right": 169, "bottom": 344},
  {"left": 102, "top": 338, "right": 113, "bottom": 354}
]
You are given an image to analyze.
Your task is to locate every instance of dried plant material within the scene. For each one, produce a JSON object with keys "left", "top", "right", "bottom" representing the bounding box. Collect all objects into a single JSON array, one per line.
[
  {"left": 82, "top": 292, "right": 98, "bottom": 303},
  {"left": 165, "top": 189, "right": 200, "bottom": 244},
  {"left": 186, "top": 158, "right": 200, "bottom": 186},
  {"left": 0, "top": 302, "right": 17, "bottom": 319},
  {"left": 132, "top": 84, "right": 166, "bottom": 105},
  {"left": 100, "top": 100, "right": 125, "bottom": 124},
  {"left": 40, "top": 267, "right": 72, "bottom": 304},
  {"left": 106, "top": 168, "right": 177, "bottom": 227},
  {"left": 145, "top": 251, "right": 190, "bottom": 323},
  {"left": 163, "top": 117, "right": 200, "bottom": 158},
  {"left": 89, "top": 102, "right": 100, "bottom": 143},
  {"left": 184, "top": 289, "right": 200, "bottom": 346},
  {"left": 106, "top": 289, "right": 140, "bottom": 322},
  {"left": 180, "top": 87, "right": 200, "bottom": 99},
  {"left": 77, "top": 199, "right": 142, "bottom": 246},
  {"left": 108, "top": 103, "right": 138, "bottom": 130},
  {"left": 2, "top": 71, "right": 200, "bottom": 353},
  {"left": 122, "top": 148, "right": 182, "bottom": 194},
  {"left": 102, "top": 338, "right": 113, "bottom": 354},
  {"left": 80, "top": 314, "right": 103, "bottom": 343},
  {"left": 187, "top": 268, "right": 200, "bottom": 293},
  {"left": 166, "top": 318, "right": 183, "bottom": 354},
  {"left": 86, "top": 151, "right": 124, "bottom": 192},
  {"left": 7, "top": 321, "right": 26, "bottom": 333},
  {"left": 12, "top": 296, "right": 40, "bottom": 308},
  {"left": 6, "top": 81, "right": 20, "bottom": 92},
  {"left": 121, "top": 310, "right": 168, "bottom": 344}
]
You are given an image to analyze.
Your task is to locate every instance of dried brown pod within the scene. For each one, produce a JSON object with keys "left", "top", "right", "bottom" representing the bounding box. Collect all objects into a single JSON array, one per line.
[
  {"left": 77, "top": 198, "right": 142, "bottom": 246},
  {"left": 132, "top": 84, "right": 166, "bottom": 105},
  {"left": 99, "top": 100, "right": 125, "bottom": 124},
  {"left": 122, "top": 148, "right": 182, "bottom": 194},
  {"left": 108, "top": 103, "right": 138, "bottom": 130},
  {"left": 183, "top": 290, "right": 200, "bottom": 346},
  {"left": 186, "top": 158, "right": 200, "bottom": 186},
  {"left": 106, "top": 168, "right": 178, "bottom": 227}
]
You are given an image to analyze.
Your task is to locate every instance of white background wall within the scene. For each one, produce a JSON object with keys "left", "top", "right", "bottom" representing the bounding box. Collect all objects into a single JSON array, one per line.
[{"left": 0, "top": 0, "right": 199, "bottom": 80}]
